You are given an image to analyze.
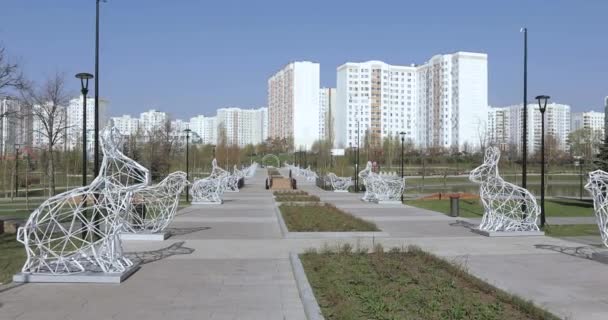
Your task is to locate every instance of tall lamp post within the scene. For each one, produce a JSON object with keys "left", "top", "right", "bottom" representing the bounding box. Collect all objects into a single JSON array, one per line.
[
  {"left": 94, "top": 0, "right": 106, "bottom": 177},
  {"left": 184, "top": 128, "right": 191, "bottom": 202},
  {"left": 76, "top": 73, "right": 94, "bottom": 186},
  {"left": 399, "top": 132, "right": 406, "bottom": 202},
  {"left": 536, "top": 95, "right": 550, "bottom": 228},
  {"left": 521, "top": 27, "right": 528, "bottom": 190}
]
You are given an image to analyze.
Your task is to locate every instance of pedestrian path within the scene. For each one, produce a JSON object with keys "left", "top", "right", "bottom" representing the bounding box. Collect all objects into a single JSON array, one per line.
[{"left": 2, "top": 169, "right": 608, "bottom": 319}]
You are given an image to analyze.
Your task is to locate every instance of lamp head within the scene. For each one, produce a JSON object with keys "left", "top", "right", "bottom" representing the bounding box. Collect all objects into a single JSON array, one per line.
[
  {"left": 535, "top": 95, "right": 550, "bottom": 113},
  {"left": 75, "top": 73, "right": 94, "bottom": 92}
]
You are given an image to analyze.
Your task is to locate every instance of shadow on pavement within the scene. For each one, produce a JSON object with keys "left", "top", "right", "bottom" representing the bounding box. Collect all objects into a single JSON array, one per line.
[
  {"left": 534, "top": 244, "right": 596, "bottom": 261},
  {"left": 126, "top": 241, "right": 195, "bottom": 266},
  {"left": 449, "top": 220, "right": 478, "bottom": 230},
  {"left": 167, "top": 226, "right": 211, "bottom": 237}
]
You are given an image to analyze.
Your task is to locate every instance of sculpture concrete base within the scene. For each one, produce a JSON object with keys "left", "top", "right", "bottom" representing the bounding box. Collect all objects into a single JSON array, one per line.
[
  {"left": 333, "top": 190, "right": 348, "bottom": 193},
  {"left": 192, "top": 201, "right": 223, "bottom": 205},
  {"left": 472, "top": 229, "right": 545, "bottom": 237},
  {"left": 592, "top": 252, "right": 608, "bottom": 264},
  {"left": 378, "top": 200, "right": 402, "bottom": 205},
  {"left": 120, "top": 231, "right": 169, "bottom": 241},
  {"left": 13, "top": 264, "right": 140, "bottom": 284}
]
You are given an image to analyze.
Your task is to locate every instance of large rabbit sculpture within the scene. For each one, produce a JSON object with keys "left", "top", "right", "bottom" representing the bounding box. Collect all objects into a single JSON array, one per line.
[
  {"left": 469, "top": 146, "right": 540, "bottom": 232},
  {"left": 17, "top": 126, "right": 149, "bottom": 275},
  {"left": 584, "top": 170, "right": 608, "bottom": 247},
  {"left": 123, "top": 171, "right": 189, "bottom": 234},
  {"left": 190, "top": 159, "right": 229, "bottom": 204}
]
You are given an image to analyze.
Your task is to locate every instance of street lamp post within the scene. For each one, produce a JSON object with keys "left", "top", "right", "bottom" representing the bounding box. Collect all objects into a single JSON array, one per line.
[
  {"left": 75, "top": 73, "right": 94, "bottom": 187},
  {"left": 575, "top": 156, "right": 584, "bottom": 200},
  {"left": 355, "top": 120, "right": 360, "bottom": 192},
  {"left": 14, "top": 144, "right": 20, "bottom": 198},
  {"left": 94, "top": 0, "right": 106, "bottom": 177},
  {"left": 184, "top": 128, "right": 191, "bottom": 202},
  {"left": 400, "top": 132, "right": 406, "bottom": 202},
  {"left": 521, "top": 27, "right": 528, "bottom": 190},
  {"left": 536, "top": 95, "right": 550, "bottom": 228}
]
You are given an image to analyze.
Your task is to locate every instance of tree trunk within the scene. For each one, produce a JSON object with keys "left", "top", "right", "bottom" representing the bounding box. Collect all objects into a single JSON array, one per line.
[{"left": 48, "top": 147, "right": 56, "bottom": 195}]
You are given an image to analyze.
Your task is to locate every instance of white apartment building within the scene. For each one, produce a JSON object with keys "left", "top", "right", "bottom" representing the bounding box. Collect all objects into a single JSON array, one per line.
[
  {"left": 319, "top": 88, "right": 336, "bottom": 142},
  {"left": 139, "top": 109, "right": 169, "bottom": 133},
  {"left": 0, "top": 97, "right": 32, "bottom": 156},
  {"left": 261, "top": 107, "right": 269, "bottom": 142},
  {"left": 488, "top": 103, "right": 571, "bottom": 153},
  {"left": 268, "top": 61, "right": 320, "bottom": 150},
  {"left": 487, "top": 107, "right": 510, "bottom": 148},
  {"left": 65, "top": 96, "right": 108, "bottom": 150},
  {"left": 336, "top": 61, "right": 417, "bottom": 149},
  {"left": 216, "top": 107, "right": 267, "bottom": 146},
  {"left": 335, "top": 52, "right": 488, "bottom": 151},
  {"left": 571, "top": 111, "right": 604, "bottom": 133},
  {"left": 112, "top": 115, "right": 140, "bottom": 136},
  {"left": 189, "top": 115, "right": 216, "bottom": 144}
]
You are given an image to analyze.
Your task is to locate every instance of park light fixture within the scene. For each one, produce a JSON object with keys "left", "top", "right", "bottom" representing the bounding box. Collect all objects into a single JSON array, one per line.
[
  {"left": 535, "top": 94, "right": 550, "bottom": 228},
  {"left": 75, "top": 72, "right": 94, "bottom": 186}
]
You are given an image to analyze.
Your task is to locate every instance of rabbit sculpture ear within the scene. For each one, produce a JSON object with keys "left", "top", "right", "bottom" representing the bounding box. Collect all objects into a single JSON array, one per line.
[
  {"left": 484, "top": 146, "right": 501, "bottom": 165},
  {"left": 100, "top": 125, "right": 124, "bottom": 153}
]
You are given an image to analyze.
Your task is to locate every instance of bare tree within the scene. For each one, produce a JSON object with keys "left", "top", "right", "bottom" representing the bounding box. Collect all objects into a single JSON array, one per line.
[
  {"left": 0, "top": 45, "right": 27, "bottom": 121},
  {"left": 21, "top": 73, "right": 69, "bottom": 195}
]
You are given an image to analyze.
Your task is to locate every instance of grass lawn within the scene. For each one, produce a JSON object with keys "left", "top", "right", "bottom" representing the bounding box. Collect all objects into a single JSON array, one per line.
[
  {"left": 544, "top": 224, "right": 600, "bottom": 237},
  {"left": 275, "top": 194, "right": 320, "bottom": 202},
  {"left": 280, "top": 204, "right": 378, "bottom": 232},
  {"left": 408, "top": 198, "right": 594, "bottom": 218},
  {"left": 0, "top": 233, "right": 25, "bottom": 285},
  {"left": 300, "top": 245, "right": 559, "bottom": 320}
]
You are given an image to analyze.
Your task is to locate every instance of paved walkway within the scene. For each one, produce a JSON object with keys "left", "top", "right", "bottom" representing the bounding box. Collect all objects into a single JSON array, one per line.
[{"left": 1, "top": 169, "right": 608, "bottom": 319}]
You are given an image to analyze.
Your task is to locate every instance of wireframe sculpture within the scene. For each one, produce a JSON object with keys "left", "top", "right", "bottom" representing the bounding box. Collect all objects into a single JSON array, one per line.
[
  {"left": 224, "top": 165, "right": 244, "bottom": 192},
  {"left": 243, "top": 162, "right": 258, "bottom": 177},
  {"left": 327, "top": 173, "right": 352, "bottom": 192},
  {"left": 123, "top": 171, "right": 189, "bottom": 234},
  {"left": 190, "top": 159, "right": 229, "bottom": 204},
  {"left": 17, "top": 126, "right": 149, "bottom": 275},
  {"left": 469, "top": 146, "right": 540, "bottom": 232},
  {"left": 585, "top": 170, "right": 608, "bottom": 247},
  {"left": 358, "top": 161, "right": 405, "bottom": 202}
]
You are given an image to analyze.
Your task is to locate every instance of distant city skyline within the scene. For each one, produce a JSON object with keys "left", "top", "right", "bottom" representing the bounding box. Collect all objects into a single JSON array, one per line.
[{"left": 1, "top": 0, "right": 606, "bottom": 118}]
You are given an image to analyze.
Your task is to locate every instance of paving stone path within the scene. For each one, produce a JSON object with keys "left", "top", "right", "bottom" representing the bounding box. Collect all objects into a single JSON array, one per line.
[{"left": 1, "top": 168, "right": 608, "bottom": 319}]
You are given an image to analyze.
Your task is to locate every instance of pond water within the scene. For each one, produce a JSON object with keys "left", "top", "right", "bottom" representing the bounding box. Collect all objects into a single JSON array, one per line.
[{"left": 408, "top": 183, "right": 585, "bottom": 197}]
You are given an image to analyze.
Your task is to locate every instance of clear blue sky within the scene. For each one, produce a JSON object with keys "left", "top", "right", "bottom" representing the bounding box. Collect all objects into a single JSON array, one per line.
[{"left": 1, "top": 0, "right": 606, "bottom": 118}]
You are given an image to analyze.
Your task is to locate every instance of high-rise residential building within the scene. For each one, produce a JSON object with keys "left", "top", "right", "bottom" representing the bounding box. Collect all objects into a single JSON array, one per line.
[
  {"left": 335, "top": 61, "right": 418, "bottom": 149},
  {"left": 319, "top": 88, "right": 336, "bottom": 143},
  {"left": 488, "top": 103, "right": 571, "bottom": 153},
  {"left": 112, "top": 115, "right": 140, "bottom": 136},
  {"left": 268, "top": 61, "right": 320, "bottom": 150},
  {"left": 260, "top": 107, "right": 269, "bottom": 142},
  {"left": 335, "top": 52, "right": 488, "bottom": 151},
  {"left": 487, "top": 107, "right": 510, "bottom": 149},
  {"left": 217, "top": 107, "right": 268, "bottom": 146},
  {"left": 604, "top": 96, "right": 608, "bottom": 140},
  {"left": 65, "top": 96, "right": 108, "bottom": 150},
  {"left": 571, "top": 111, "right": 604, "bottom": 133},
  {"left": 0, "top": 97, "right": 32, "bottom": 156},
  {"left": 139, "top": 109, "right": 169, "bottom": 133},
  {"left": 189, "top": 115, "right": 215, "bottom": 144}
]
